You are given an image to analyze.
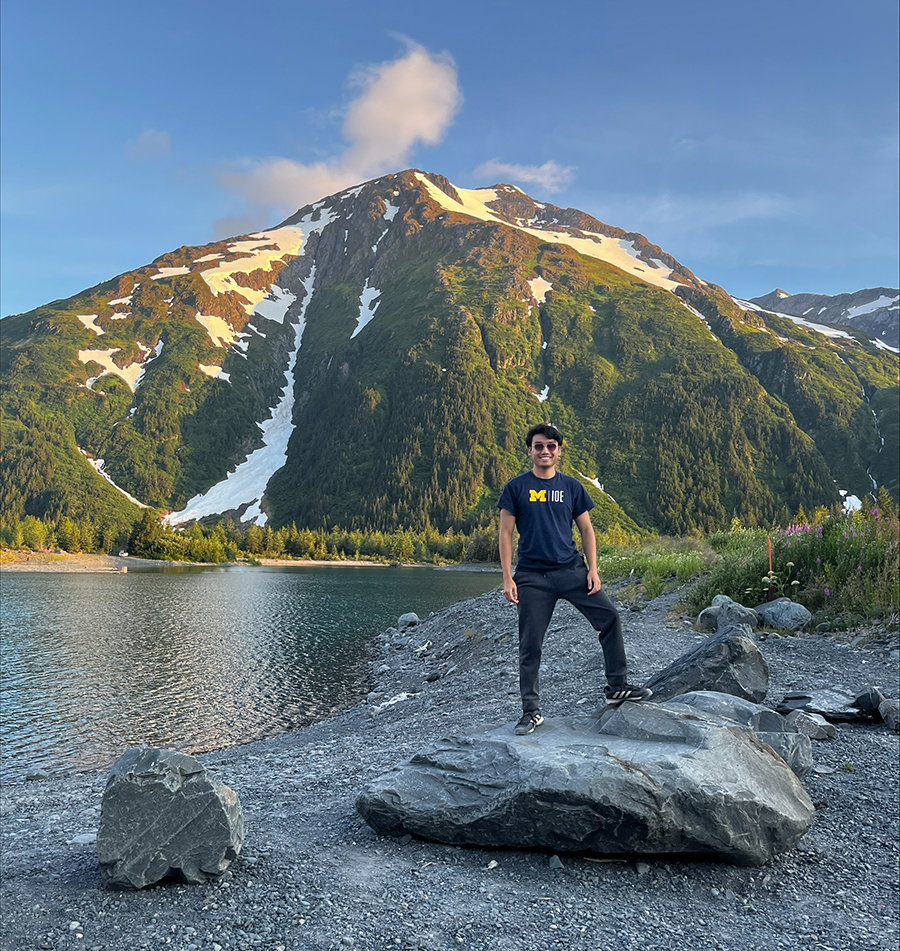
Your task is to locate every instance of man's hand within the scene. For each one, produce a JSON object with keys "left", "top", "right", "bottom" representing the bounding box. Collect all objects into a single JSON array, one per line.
[
  {"left": 504, "top": 579, "right": 519, "bottom": 604},
  {"left": 587, "top": 568, "right": 602, "bottom": 594}
]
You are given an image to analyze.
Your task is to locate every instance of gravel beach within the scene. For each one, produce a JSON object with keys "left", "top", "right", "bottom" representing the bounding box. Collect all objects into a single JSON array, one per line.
[{"left": 2, "top": 585, "right": 898, "bottom": 951}]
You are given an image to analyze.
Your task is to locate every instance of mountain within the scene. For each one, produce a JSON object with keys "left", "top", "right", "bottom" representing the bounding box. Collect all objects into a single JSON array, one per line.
[
  {"left": 1, "top": 169, "right": 897, "bottom": 542},
  {"left": 750, "top": 288, "right": 899, "bottom": 349}
]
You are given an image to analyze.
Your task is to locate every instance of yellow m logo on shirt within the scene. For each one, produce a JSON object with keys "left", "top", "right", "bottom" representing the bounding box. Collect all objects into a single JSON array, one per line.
[{"left": 529, "top": 489, "right": 547, "bottom": 503}]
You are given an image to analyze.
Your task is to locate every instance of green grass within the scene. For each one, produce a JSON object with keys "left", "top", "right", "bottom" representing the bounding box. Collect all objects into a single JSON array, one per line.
[{"left": 595, "top": 536, "right": 715, "bottom": 597}]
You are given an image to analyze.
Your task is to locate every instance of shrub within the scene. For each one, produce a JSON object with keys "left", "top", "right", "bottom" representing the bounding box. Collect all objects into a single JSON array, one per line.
[{"left": 687, "top": 508, "right": 899, "bottom": 621}]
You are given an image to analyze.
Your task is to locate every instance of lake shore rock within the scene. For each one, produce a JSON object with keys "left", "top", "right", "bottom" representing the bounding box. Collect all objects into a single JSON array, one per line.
[
  {"left": 97, "top": 748, "right": 244, "bottom": 889},
  {"left": 1, "top": 585, "right": 898, "bottom": 951},
  {"left": 357, "top": 703, "right": 815, "bottom": 865}
]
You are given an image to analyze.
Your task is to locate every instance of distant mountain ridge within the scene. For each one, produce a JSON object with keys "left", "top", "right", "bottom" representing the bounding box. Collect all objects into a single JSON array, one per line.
[
  {"left": 1, "top": 169, "right": 897, "bottom": 542},
  {"left": 750, "top": 287, "right": 899, "bottom": 348}
]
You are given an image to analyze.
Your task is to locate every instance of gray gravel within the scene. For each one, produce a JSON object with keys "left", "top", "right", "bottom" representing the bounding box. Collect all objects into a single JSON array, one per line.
[{"left": 2, "top": 585, "right": 898, "bottom": 951}]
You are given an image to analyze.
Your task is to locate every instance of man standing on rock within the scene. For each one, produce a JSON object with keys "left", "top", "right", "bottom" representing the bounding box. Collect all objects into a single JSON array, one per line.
[{"left": 498, "top": 423, "right": 650, "bottom": 735}]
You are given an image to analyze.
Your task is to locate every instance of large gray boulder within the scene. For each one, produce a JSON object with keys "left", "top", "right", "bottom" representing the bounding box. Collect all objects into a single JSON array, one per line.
[
  {"left": 357, "top": 704, "right": 814, "bottom": 866},
  {"left": 642, "top": 626, "right": 769, "bottom": 703},
  {"left": 755, "top": 598, "right": 812, "bottom": 631},
  {"left": 97, "top": 747, "right": 244, "bottom": 889}
]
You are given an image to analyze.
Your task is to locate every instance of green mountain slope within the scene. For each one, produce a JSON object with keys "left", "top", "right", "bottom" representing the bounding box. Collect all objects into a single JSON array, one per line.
[{"left": 1, "top": 170, "right": 897, "bottom": 538}]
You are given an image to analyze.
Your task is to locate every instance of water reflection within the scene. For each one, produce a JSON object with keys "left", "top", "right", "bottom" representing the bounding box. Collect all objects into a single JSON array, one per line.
[{"left": 0, "top": 565, "right": 499, "bottom": 777}]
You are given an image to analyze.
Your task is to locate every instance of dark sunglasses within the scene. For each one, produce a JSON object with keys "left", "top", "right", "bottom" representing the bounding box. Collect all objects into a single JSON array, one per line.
[{"left": 531, "top": 441, "right": 559, "bottom": 452}]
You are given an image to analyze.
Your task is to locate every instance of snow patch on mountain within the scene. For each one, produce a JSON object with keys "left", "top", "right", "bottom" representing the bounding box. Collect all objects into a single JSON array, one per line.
[
  {"left": 528, "top": 277, "right": 553, "bottom": 303},
  {"left": 199, "top": 227, "right": 304, "bottom": 314},
  {"left": 873, "top": 338, "right": 900, "bottom": 354},
  {"left": 80, "top": 450, "right": 149, "bottom": 509},
  {"left": 198, "top": 363, "right": 230, "bottom": 382},
  {"left": 352, "top": 280, "right": 382, "bottom": 339},
  {"left": 839, "top": 489, "right": 862, "bottom": 512},
  {"left": 845, "top": 295, "right": 899, "bottom": 319},
  {"left": 252, "top": 286, "right": 296, "bottom": 324},
  {"left": 678, "top": 301, "right": 719, "bottom": 341},
  {"left": 195, "top": 314, "right": 238, "bottom": 348},
  {"left": 151, "top": 266, "right": 190, "bottom": 280},
  {"left": 79, "top": 347, "right": 147, "bottom": 391},
  {"left": 166, "top": 267, "right": 318, "bottom": 527},
  {"left": 415, "top": 174, "right": 680, "bottom": 291},
  {"left": 733, "top": 299, "right": 854, "bottom": 341},
  {"left": 576, "top": 470, "right": 617, "bottom": 502},
  {"left": 77, "top": 315, "right": 104, "bottom": 335}
]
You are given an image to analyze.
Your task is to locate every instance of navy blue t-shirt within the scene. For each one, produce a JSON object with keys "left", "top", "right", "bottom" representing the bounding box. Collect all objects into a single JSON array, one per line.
[{"left": 498, "top": 472, "right": 594, "bottom": 570}]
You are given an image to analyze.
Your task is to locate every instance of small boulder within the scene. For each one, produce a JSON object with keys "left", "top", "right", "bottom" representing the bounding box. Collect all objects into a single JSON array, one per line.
[
  {"left": 878, "top": 699, "right": 900, "bottom": 732},
  {"left": 716, "top": 599, "right": 760, "bottom": 631},
  {"left": 755, "top": 599, "right": 812, "bottom": 631},
  {"left": 398, "top": 612, "right": 420, "bottom": 631},
  {"left": 755, "top": 732, "right": 814, "bottom": 778},
  {"left": 695, "top": 596, "right": 759, "bottom": 633},
  {"left": 642, "top": 626, "right": 769, "bottom": 703},
  {"left": 696, "top": 607, "right": 720, "bottom": 633},
  {"left": 666, "top": 690, "right": 785, "bottom": 733},
  {"left": 784, "top": 709, "right": 837, "bottom": 740},
  {"left": 853, "top": 687, "right": 886, "bottom": 717},
  {"left": 97, "top": 747, "right": 244, "bottom": 889}
]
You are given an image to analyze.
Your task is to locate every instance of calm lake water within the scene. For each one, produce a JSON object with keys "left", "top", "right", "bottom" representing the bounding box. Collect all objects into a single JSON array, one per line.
[{"left": 0, "top": 564, "right": 500, "bottom": 779}]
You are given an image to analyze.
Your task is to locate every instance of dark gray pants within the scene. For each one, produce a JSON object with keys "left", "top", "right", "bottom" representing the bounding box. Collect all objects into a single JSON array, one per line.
[{"left": 515, "top": 560, "right": 627, "bottom": 713}]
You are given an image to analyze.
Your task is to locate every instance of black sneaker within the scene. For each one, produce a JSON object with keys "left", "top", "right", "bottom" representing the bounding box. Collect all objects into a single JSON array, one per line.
[
  {"left": 514, "top": 711, "right": 544, "bottom": 735},
  {"left": 604, "top": 684, "right": 652, "bottom": 704}
]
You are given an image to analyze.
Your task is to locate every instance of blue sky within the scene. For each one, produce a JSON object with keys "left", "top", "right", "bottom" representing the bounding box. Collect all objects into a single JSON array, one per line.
[{"left": 2, "top": 0, "right": 898, "bottom": 317}]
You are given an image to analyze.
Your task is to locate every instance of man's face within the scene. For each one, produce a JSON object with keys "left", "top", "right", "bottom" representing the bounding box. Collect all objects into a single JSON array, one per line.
[{"left": 528, "top": 436, "right": 561, "bottom": 468}]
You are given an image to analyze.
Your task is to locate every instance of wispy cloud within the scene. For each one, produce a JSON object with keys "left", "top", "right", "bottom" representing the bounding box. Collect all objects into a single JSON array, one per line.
[
  {"left": 215, "top": 42, "right": 461, "bottom": 232},
  {"left": 473, "top": 159, "right": 575, "bottom": 193},
  {"left": 126, "top": 129, "right": 171, "bottom": 161},
  {"left": 595, "top": 190, "right": 805, "bottom": 237},
  {"left": 641, "top": 191, "right": 803, "bottom": 230}
]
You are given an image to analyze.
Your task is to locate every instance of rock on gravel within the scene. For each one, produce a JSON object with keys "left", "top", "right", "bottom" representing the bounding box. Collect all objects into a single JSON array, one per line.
[
  {"left": 97, "top": 747, "right": 244, "bottom": 889},
  {"left": 357, "top": 702, "right": 814, "bottom": 865}
]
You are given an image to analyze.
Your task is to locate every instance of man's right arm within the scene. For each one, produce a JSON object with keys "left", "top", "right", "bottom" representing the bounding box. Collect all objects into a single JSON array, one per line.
[{"left": 499, "top": 508, "right": 518, "bottom": 604}]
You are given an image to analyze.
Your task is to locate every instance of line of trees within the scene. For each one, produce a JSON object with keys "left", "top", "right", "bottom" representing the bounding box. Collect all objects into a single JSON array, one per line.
[{"left": 0, "top": 511, "right": 501, "bottom": 565}]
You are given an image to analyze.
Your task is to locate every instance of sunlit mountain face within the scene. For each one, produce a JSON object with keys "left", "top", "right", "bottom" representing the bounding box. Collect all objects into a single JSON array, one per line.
[{"left": 2, "top": 170, "right": 897, "bottom": 539}]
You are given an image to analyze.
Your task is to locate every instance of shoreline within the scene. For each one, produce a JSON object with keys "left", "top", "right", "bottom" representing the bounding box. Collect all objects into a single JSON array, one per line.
[{"left": 0, "top": 549, "right": 502, "bottom": 573}]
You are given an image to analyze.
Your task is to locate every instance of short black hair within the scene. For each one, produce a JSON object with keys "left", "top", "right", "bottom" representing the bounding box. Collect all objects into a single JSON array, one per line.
[{"left": 525, "top": 423, "right": 563, "bottom": 448}]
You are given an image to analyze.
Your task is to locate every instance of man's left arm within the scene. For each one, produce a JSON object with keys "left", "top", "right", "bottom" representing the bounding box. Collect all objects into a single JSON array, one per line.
[{"left": 574, "top": 510, "right": 601, "bottom": 593}]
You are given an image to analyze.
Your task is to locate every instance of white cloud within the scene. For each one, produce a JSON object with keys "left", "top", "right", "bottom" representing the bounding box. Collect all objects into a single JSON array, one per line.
[
  {"left": 217, "top": 43, "right": 461, "bottom": 218},
  {"left": 473, "top": 159, "right": 575, "bottom": 193},
  {"left": 126, "top": 128, "right": 171, "bottom": 161}
]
